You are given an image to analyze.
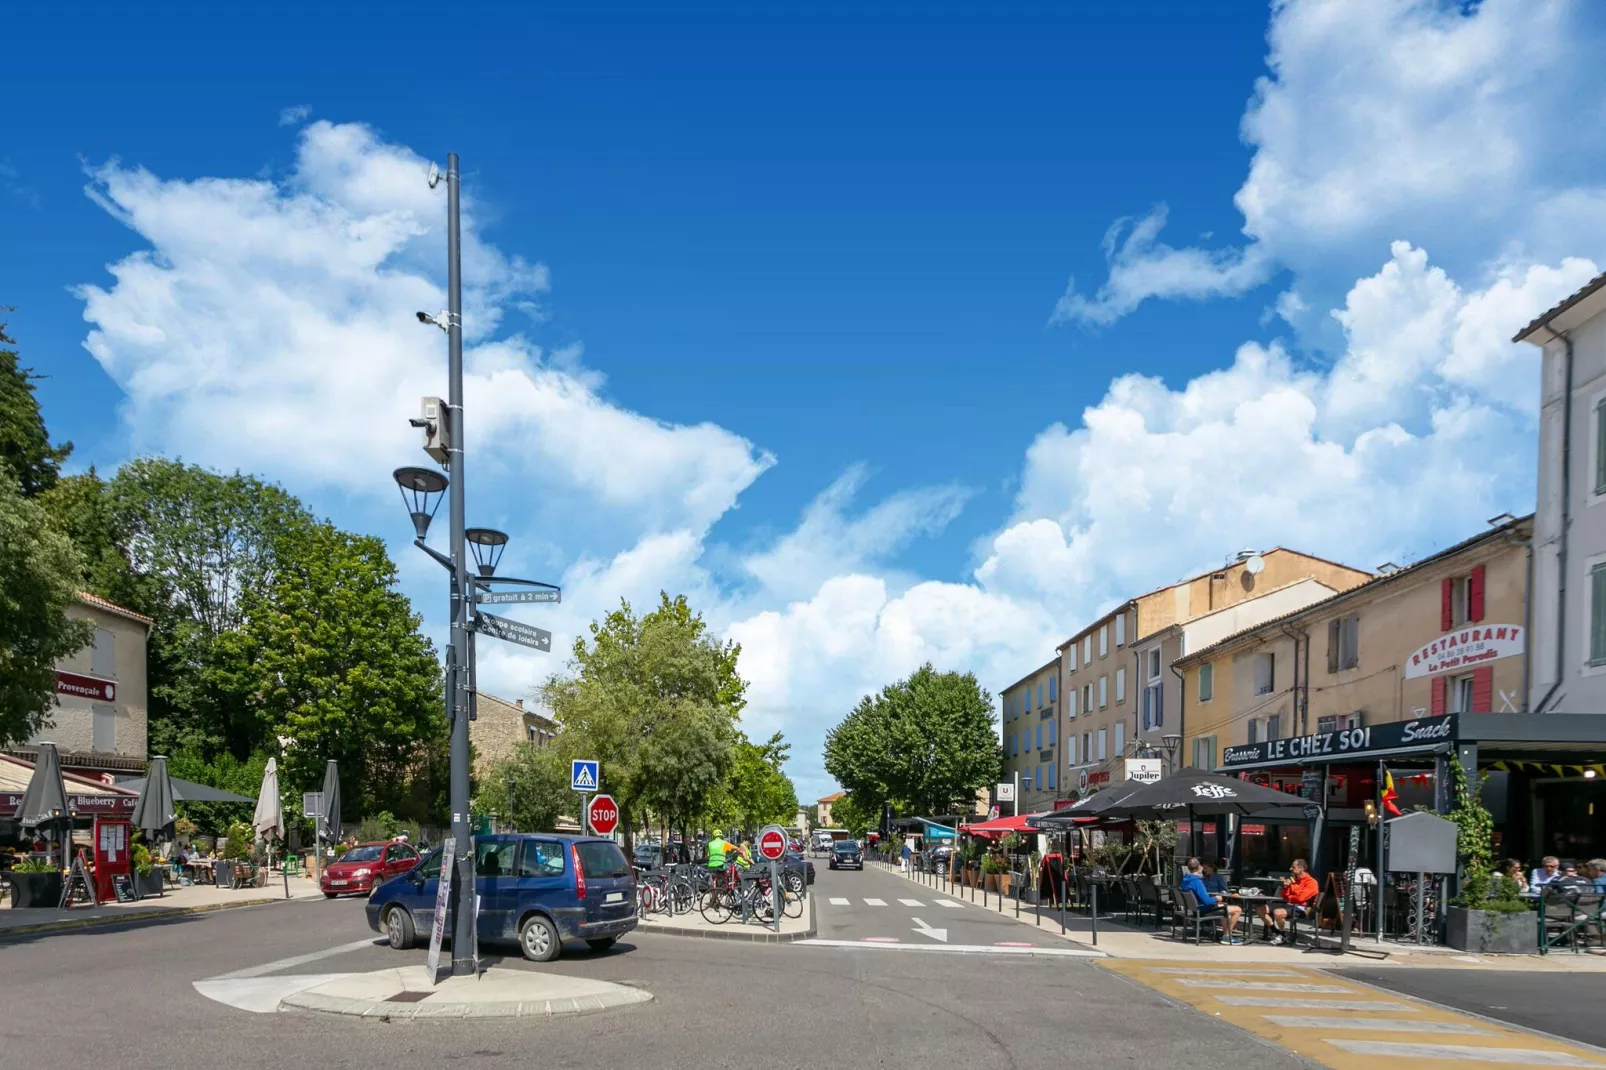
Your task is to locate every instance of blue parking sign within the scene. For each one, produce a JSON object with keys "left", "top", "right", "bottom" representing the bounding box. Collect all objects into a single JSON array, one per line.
[{"left": 571, "top": 759, "right": 599, "bottom": 792}]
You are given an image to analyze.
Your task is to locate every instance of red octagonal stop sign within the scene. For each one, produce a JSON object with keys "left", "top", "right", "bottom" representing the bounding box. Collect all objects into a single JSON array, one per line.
[
  {"left": 587, "top": 793, "right": 619, "bottom": 836},
  {"left": 757, "top": 827, "right": 787, "bottom": 861}
]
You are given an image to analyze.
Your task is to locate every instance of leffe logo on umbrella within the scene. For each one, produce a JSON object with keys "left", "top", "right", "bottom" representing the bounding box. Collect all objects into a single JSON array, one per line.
[{"left": 1191, "top": 783, "right": 1239, "bottom": 799}]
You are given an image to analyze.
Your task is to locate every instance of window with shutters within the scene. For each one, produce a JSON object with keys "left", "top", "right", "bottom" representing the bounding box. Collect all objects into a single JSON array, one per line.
[
  {"left": 1082, "top": 684, "right": 1092, "bottom": 714},
  {"left": 1067, "top": 645, "right": 1077, "bottom": 672},
  {"left": 1596, "top": 396, "right": 1606, "bottom": 495},
  {"left": 1266, "top": 713, "right": 1281, "bottom": 740},
  {"left": 1024, "top": 687, "right": 1032, "bottom": 712},
  {"left": 1097, "top": 728, "right": 1107, "bottom": 760},
  {"left": 1452, "top": 674, "right": 1475, "bottom": 714},
  {"left": 1253, "top": 652, "right": 1275, "bottom": 695},
  {"left": 1114, "top": 722, "right": 1125, "bottom": 756},
  {"left": 1082, "top": 731, "right": 1091, "bottom": 763},
  {"left": 1048, "top": 765, "right": 1056, "bottom": 790},
  {"left": 1049, "top": 677, "right": 1057, "bottom": 702},
  {"left": 1099, "top": 625, "right": 1109, "bottom": 658},
  {"left": 1247, "top": 719, "right": 1260, "bottom": 744},
  {"left": 1192, "top": 735, "right": 1217, "bottom": 771},
  {"left": 1036, "top": 724, "right": 1043, "bottom": 750},
  {"left": 1115, "top": 613, "right": 1125, "bottom": 647},
  {"left": 1327, "top": 615, "right": 1360, "bottom": 672},
  {"left": 1083, "top": 636, "right": 1092, "bottom": 663},
  {"left": 1068, "top": 690, "right": 1077, "bottom": 719},
  {"left": 1048, "top": 720, "right": 1056, "bottom": 744},
  {"left": 1443, "top": 566, "right": 1487, "bottom": 630},
  {"left": 1098, "top": 675, "right": 1108, "bottom": 708},
  {"left": 1316, "top": 712, "right": 1362, "bottom": 734},
  {"left": 1450, "top": 577, "right": 1470, "bottom": 627},
  {"left": 1198, "top": 662, "right": 1214, "bottom": 702},
  {"left": 1115, "top": 667, "right": 1126, "bottom": 703},
  {"left": 91, "top": 629, "right": 117, "bottom": 678},
  {"left": 1592, "top": 561, "right": 1606, "bottom": 666},
  {"left": 92, "top": 703, "right": 116, "bottom": 752},
  {"left": 1067, "top": 736, "right": 1077, "bottom": 765}
]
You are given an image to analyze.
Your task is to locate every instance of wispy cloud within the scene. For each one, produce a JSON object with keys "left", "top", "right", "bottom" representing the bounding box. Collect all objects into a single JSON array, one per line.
[{"left": 277, "top": 105, "right": 311, "bottom": 127}]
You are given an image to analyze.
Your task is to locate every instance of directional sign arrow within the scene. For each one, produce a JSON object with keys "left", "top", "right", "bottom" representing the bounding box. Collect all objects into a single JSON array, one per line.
[
  {"left": 910, "top": 917, "right": 948, "bottom": 943},
  {"left": 474, "top": 612, "right": 552, "bottom": 653},
  {"left": 475, "top": 589, "right": 561, "bottom": 605}
]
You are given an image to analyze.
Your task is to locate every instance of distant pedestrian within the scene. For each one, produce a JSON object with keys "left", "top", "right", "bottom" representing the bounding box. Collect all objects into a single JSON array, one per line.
[{"left": 900, "top": 840, "right": 913, "bottom": 872}]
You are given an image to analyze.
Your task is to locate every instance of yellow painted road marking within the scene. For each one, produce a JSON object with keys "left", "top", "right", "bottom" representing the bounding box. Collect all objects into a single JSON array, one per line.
[{"left": 1104, "top": 960, "right": 1606, "bottom": 1069}]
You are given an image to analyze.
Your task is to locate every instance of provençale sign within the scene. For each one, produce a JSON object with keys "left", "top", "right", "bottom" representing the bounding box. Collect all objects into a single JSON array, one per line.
[
  {"left": 1220, "top": 715, "right": 1454, "bottom": 769},
  {"left": 1403, "top": 624, "right": 1523, "bottom": 679}
]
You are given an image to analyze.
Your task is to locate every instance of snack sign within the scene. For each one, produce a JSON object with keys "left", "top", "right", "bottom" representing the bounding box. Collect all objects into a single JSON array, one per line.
[{"left": 1404, "top": 624, "right": 1523, "bottom": 679}]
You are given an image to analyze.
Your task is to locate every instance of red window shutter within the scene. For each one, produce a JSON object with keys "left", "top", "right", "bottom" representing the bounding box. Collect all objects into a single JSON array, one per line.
[
  {"left": 1472, "top": 667, "right": 1493, "bottom": 713},
  {"left": 1431, "top": 675, "right": 1448, "bottom": 717},
  {"left": 1441, "top": 578, "right": 1454, "bottom": 631},
  {"left": 1469, "top": 565, "right": 1486, "bottom": 623}
]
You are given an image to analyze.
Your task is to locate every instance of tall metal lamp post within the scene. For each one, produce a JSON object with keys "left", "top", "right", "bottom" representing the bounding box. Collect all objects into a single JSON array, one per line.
[{"left": 392, "top": 154, "right": 562, "bottom": 978}]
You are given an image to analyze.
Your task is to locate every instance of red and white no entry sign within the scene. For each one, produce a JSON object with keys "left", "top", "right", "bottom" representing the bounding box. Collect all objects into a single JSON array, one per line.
[
  {"left": 757, "top": 826, "right": 788, "bottom": 861},
  {"left": 587, "top": 794, "right": 619, "bottom": 836}
]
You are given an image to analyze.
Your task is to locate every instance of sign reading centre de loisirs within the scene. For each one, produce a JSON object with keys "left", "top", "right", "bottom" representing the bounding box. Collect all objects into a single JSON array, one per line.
[{"left": 1403, "top": 624, "right": 1524, "bottom": 679}]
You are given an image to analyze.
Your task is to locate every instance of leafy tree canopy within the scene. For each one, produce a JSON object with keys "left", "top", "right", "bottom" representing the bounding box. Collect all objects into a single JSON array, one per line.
[
  {"left": 823, "top": 663, "right": 999, "bottom": 817},
  {"left": 0, "top": 319, "right": 71, "bottom": 496},
  {"left": 476, "top": 743, "right": 573, "bottom": 833}
]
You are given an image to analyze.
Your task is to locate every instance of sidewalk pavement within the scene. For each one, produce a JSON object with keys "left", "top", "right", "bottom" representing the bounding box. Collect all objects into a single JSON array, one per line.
[
  {"left": 1, "top": 873, "right": 325, "bottom": 937},
  {"left": 280, "top": 964, "right": 653, "bottom": 1019},
  {"left": 638, "top": 891, "right": 814, "bottom": 942},
  {"left": 878, "top": 860, "right": 1606, "bottom": 970}
]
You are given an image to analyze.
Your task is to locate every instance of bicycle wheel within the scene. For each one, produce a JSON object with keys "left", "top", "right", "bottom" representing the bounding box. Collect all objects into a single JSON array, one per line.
[
  {"left": 700, "top": 888, "right": 733, "bottom": 924},
  {"left": 669, "top": 876, "right": 696, "bottom": 915},
  {"left": 782, "top": 887, "right": 804, "bottom": 919}
]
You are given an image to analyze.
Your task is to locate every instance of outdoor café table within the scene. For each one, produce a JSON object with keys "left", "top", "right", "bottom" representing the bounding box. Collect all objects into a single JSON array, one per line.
[
  {"left": 1225, "top": 890, "right": 1283, "bottom": 941},
  {"left": 182, "top": 860, "right": 215, "bottom": 885}
]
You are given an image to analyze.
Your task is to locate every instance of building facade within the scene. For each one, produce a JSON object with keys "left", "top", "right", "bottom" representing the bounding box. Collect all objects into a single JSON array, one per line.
[
  {"left": 1000, "top": 659, "right": 1061, "bottom": 813},
  {"left": 816, "top": 791, "right": 846, "bottom": 827},
  {"left": 14, "top": 593, "right": 152, "bottom": 780},
  {"left": 469, "top": 692, "right": 558, "bottom": 776},
  {"left": 1518, "top": 273, "right": 1606, "bottom": 716}
]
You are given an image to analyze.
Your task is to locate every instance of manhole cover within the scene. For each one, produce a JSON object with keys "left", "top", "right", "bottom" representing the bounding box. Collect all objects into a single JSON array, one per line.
[{"left": 385, "top": 991, "right": 435, "bottom": 1003}]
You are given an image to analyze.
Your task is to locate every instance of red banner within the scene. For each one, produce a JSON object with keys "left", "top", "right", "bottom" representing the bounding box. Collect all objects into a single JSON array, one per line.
[{"left": 56, "top": 671, "right": 116, "bottom": 703}]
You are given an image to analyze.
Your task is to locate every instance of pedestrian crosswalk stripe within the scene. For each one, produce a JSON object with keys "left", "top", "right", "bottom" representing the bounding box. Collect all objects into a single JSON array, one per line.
[
  {"left": 935, "top": 899, "right": 963, "bottom": 908},
  {"left": 1215, "top": 996, "right": 1417, "bottom": 1011},
  {"left": 1178, "top": 980, "right": 1352, "bottom": 992},
  {"left": 1325, "top": 1041, "right": 1606, "bottom": 1066},
  {"left": 1264, "top": 1016, "right": 1492, "bottom": 1034},
  {"left": 828, "top": 897, "right": 850, "bottom": 906},
  {"left": 1154, "top": 967, "right": 1302, "bottom": 977},
  {"left": 898, "top": 898, "right": 924, "bottom": 907},
  {"left": 863, "top": 898, "right": 886, "bottom": 906}
]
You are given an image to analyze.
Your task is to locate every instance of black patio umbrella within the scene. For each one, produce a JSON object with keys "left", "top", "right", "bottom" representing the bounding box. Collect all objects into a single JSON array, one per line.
[
  {"left": 1095, "top": 768, "right": 1306, "bottom": 820},
  {"left": 1027, "top": 781, "right": 1147, "bottom": 828},
  {"left": 117, "top": 774, "right": 253, "bottom": 804},
  {"left": 18, "top": 742, "right": 72, "bottom": 863},
  {"left": 130, "top": 756, "right": 178, "bottom": 843},
  {"left": 317, "top": 760, "right": 342, "bottom": 848}
]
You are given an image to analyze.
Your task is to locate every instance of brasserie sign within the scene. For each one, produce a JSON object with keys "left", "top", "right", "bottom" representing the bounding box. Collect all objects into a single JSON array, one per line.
[{"left": 1220, "top": 715, "right": 1454, "bottom": 769}]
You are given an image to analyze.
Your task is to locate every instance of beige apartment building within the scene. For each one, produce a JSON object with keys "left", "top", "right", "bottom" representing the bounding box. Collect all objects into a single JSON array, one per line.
[
  {"left": 469, "top": 691, "right": 559, "bottom": 777},
  {"left": 1178, "top": 517, "right": 1532, "bottom": 774},
  {"left": 1000, "top": 659, "right": 1061, "bottom": 813},
  {"left": 13, "top": 593, "right": 152, "bottom": 780},
  {"left": 1059, "top": 550, "right": 1372, "bottom": 798}
]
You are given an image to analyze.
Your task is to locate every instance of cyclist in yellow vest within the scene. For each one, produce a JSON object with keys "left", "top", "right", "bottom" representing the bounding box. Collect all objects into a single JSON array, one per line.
[
  {"left": 706, "top": 835, "right": 729, "bottom": 869},
  {"left": 730, "top": 838, "right": 752, "bottom": 869}
]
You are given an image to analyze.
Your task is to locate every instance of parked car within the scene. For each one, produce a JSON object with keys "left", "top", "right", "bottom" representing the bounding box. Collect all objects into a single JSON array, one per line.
[
  {"left": 779, "top": 850, "right": 815, "bottom": 892},
  {"left": 366, "top": 834, "right": 637, "bottom": 962},
  {"left": 320, "top": 841, "right": 420, "bottom": 898},
  {"left": 829, "top": 840, "right": 864, "bottom": 870}
]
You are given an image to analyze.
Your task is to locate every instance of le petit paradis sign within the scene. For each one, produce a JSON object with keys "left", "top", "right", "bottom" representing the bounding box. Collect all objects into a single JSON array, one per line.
[{"left": 1403, "top": 624, "right": 1523, "bottom": 680}]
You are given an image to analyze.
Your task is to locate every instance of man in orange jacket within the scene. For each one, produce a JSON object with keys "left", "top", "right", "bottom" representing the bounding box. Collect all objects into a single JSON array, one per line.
[{"left": 1256, "top": 858, "right": 1318, "bottom": 945}]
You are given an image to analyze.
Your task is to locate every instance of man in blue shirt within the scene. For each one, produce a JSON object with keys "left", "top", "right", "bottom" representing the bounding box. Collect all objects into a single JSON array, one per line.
[
  {"left": 1201, "top": 860, "right": 1229, "bottom": 896},
  {"left": 1180, "top": 857, "right": 1243, "bottom": 944}
]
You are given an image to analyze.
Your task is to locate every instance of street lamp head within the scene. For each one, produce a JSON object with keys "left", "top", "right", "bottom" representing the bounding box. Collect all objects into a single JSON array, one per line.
[
  {"left": 1160, "top": 733, "right": 1183, "bottom": 763},
  {"left": 465, "top": 527, "right": 509, "bottom": 577},
  {"left": 393, "top": 466, "right": 449, "bottom": 539}
]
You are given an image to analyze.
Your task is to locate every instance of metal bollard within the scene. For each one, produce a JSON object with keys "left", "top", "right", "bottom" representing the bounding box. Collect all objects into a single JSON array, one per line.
[
  {"left": 1090, "top": 881, "right": 1098, "bottom": 947},
  {"left": 1015, "top": 876, "right": 1020, "bottom": 918},
  {"left": 983, "top": 876, "right": 988, "bottom": 910},
  {"left": 1060, "top": 882, "right": 1066, "bottom": 935}
]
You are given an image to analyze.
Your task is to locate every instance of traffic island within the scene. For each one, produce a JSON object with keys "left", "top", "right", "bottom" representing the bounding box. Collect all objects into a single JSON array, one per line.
[
  {"left": 279, "top": 964, "right": 653, "bottom": 1019},
  {"left": 638, "top": 894, "right": 815, "bottom": 943}
]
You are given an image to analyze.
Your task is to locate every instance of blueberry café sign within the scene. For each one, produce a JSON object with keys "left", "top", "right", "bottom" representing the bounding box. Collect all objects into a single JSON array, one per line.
[{"left": 1220, "top": 715, "right": 1455, "bottom": 769}]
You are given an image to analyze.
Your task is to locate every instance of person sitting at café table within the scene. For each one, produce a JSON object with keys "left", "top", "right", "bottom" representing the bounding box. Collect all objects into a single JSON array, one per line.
[
  {"left": 1502, "top": 858, "right": 1528, "bottom": 893},
  {"left": 1255, "top": 858, "right": 1318, "bottom": 945},
  {"left": 1180, "top": 857, "right": 1244, "bottom": 944},
  {"left": 1554, "top": 862, "right": 1592, "bottom": 893},
  {"left": 1590, "top": 859, "right": 1606, "bottom": 894},
  {"left": 1200, "top": 860, "right": 1230, "bottom": 896},
  {"left": 1531, "top": 856, "right": 1562, "bottom": 888}
]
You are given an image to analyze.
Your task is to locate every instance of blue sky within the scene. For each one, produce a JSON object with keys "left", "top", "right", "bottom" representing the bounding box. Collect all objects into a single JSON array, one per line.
[{"left": 5, "top": 2, "right": 1606, "bottom": 800}]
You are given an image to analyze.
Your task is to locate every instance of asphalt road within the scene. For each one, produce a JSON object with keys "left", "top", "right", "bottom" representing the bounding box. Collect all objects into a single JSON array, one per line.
[
  {"left": 1333, "top": 967, "right": 1606, "bottom": 1049},
  {"left": 0, "top": 869, "right": 1303, "bottom": 1070}
]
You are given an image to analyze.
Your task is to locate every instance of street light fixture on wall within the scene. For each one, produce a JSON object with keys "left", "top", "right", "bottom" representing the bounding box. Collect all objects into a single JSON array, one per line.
[{"left": 1160, "top": 733, "right": 1183, "bottom": 771}]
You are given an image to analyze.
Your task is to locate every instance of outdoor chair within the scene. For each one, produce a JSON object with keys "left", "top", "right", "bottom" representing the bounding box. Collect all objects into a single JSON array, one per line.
[
  {"left": 1287, "top": 891, "right": 1323, "bottom": 947},
  {"left": 1136, "top": 875, "right": 1165, "bottom": 928},
  {"left": 1541, "top": 887, "right": 1596, "bottom": 953},
  {"left": 1172, "top": 892, "right": 1224, "bottom": 945}
]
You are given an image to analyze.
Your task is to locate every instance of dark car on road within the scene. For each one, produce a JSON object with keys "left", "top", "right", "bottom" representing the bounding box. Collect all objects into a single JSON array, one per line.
[
  {"left": 366, "top": 834, "right": 637, "bottom": 962},
  {"left": 829, "top": 840, "right": 863, "bottom": 870}
]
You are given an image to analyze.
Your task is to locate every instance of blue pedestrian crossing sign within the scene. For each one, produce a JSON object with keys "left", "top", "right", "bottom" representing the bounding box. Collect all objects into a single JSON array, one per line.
[{"left": 571, "top": 759, "right": 599, "bottom": 792}]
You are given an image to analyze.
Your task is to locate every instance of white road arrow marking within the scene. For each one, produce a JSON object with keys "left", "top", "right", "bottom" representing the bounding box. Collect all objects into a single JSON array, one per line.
[{"left": 911, "top": 917, "right": 948, "bottom": 943}]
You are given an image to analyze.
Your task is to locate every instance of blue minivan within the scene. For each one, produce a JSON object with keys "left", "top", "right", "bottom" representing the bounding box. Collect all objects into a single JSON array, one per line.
[{"left": 365, "top": 834, "right": 638, "bottom": 962}]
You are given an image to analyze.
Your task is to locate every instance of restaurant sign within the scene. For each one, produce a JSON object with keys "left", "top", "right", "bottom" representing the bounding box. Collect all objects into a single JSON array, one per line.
[
  {"left": 56, "top": 671, "right": 115, "bottom": 703},
  {"left": 2, "top": 792, "right": 137, "bottom": 818},
  {"left": 1403, "top": 624, "right": 1523, "bottom": 679},
  {"left": 1220, "top": 715, "right": 1454, "bottom": 769}
]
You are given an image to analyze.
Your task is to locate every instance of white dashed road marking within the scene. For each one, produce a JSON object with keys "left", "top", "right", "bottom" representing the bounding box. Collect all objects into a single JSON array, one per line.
[
  {"left": 898, "top": 898, "right": 924, "bottom": 907},
  {"left": 863, "top": 898, "right": 887, "bottom": 906},
  {"left": 1263, "top": 1016, "right": 1492, "bottom": 1034},
  {"left": 828, "top": 897, "right": 850, "bottom": 906},
  {"left": 1214, "top": 996, "right": 1418, "bottom": 1011},
  {"left": 1179, "top": 980, "right": 1352, "bottom": 992},
  {"left": 935, "top": 899, "right": 963, "bottom": 908}
]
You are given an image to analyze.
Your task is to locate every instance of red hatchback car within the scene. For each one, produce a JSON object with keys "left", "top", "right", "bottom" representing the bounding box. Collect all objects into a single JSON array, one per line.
[{"left": 320, "top": 841, "right": 421, "bottom": 898}]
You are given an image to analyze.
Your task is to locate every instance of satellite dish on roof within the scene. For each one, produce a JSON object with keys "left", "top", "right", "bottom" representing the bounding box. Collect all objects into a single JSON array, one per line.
[{"left": 1245, "top": 553, "right": 1265, "bottom": 575}]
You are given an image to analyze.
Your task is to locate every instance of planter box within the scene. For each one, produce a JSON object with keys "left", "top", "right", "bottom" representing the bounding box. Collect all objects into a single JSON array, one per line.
[
  {"left": 135, "top": 870, "right": 165, "bottom": 897},
  {"left": 1446, "top": 906, "right": 1537, "bottom": 954},
  {"left": 984, "top": 872, "right": 1013, "bottom": 895},
  {"left": 8, "top": 871, "right": 64, "bottom": 908}
]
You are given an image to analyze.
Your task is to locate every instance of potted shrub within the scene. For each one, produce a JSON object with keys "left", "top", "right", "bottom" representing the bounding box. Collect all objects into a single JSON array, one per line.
[
  {"left": 132, "top": 842, "right": 164, "bottom": 897},
  {"left": 8, "top": 857, "right": 64, "bottom": 908},
  {"left": 982, "top": 853, "right": 1011, "bottom": 894},
  {"left": 1445, "top": 762, "right": 1537, "bottom": 953}
]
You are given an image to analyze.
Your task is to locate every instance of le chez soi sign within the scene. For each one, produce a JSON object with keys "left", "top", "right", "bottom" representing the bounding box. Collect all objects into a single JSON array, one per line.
[
  {"left": 1403, "top": 624, "right": 1524, "bottom": 680},
  {"left": 1221, "top": 715, "right": 1454, "bottom": 769}
]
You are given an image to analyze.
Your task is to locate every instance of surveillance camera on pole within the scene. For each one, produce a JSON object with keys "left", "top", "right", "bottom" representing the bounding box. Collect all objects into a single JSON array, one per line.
[{"left": 416, "top": 310, "right": 450, "bottom": 333}]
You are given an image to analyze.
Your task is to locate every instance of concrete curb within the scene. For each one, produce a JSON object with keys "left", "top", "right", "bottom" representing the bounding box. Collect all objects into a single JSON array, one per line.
[
  {"left": 0, "top": 895, "right": 301, "bottom": 940},
  {"left": 281, "top": 986, "right": 653, "bottom": 1020},
  {"left": 639, "top": 891, "right": 817, "bottom": 944}
]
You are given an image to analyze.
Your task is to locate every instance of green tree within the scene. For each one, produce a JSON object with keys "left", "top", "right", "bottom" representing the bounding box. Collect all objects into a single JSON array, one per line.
[
  {"left": 209, "top": 519, "right": 445, "bottom": 820},
  {"left": 476, "top": 744, "right": 572, "bottom": 832},
  {"left": 713, "top": 731, "right": 799, "bottom": 832},
  {"left": 827, "top": 791, "right": 875, "bottom": 837},
  {"left": 0, "top": 319, "right": 71, "bottom": 496},
  {"left": 541, "top": 593, "right": 745, "bottom": 849},
  {"left": 38, "top": 468, "right": 152, "bottom": 615},
  {"left": 823, "top": 663, "right": 999, "bottom": 817},
  {"left": 0, "top": 475, "right": 93, "bottom": 745}
]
